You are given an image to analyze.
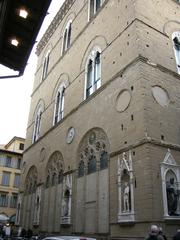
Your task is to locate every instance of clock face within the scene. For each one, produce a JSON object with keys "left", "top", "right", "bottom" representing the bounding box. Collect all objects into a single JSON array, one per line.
[{"left": 66, "top": 127, "right": 75, "bottom": 144}]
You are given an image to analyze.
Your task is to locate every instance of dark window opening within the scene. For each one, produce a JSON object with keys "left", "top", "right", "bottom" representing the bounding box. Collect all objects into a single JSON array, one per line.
[{"left": 100, "top": 151, "right": 108, "bottom": 170}]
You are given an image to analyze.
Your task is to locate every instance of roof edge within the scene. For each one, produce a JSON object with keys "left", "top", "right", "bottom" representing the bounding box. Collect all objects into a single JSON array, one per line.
[{"left": 36, "top": 0, "right": 75, "bottom": 56}]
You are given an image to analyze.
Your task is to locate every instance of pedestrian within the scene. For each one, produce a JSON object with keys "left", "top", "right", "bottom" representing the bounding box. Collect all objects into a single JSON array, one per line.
[
  {"left": 173, "top": 229, "right": 180, "bottom": 240},
  {"left": 145, "top": 225, "right": 164, "bottom": 240},
  {"left": 159, "top": 227, "right": 167, "bottom": 240}
]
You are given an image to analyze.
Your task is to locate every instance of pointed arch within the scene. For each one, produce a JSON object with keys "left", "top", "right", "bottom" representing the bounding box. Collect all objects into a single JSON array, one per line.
[
  {"left": 84, "top": 47, "right": 102, "bottom": 99},
  {"left": 45, "top": 151, "right": 64, "bottom": 187},
  {"left": 25, "top": 166, "right": 38, "bottom": 194},
  {"left": 61, "top": 20, "right": 72, "bottom": 55},
  {"left": 32, "top": 99, "right": 45, "bottom": 143},
  {"left": 52, "top": 74, "right": 70, "bottom": 125},
  {"left": 77, "top": 127, "right": 110, "bottom": 176},
  {"left": 80, "top": 35, "right": 108, "bottom": 72},
  {"left": 75, "top": 127, "right": 110, "bottom": 233}
]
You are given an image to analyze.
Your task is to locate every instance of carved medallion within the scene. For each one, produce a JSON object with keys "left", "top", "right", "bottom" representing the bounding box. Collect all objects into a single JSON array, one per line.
[
  {"left": 152, "top": 86, "right": 170, "bottom": 107},
  {"left": 66, "top": 127, "right": 75, "bottom": 144},
  {"left": 116, "top": 90, "right": 131, "bottom": 112},
  {"left": 40, "top": 148, "right": 46, "bottom": 162}
]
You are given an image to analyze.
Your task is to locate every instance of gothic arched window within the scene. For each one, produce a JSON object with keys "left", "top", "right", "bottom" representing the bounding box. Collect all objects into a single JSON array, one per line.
[
  {"left": 25, "top": 166, "right": 38, "bottom": 194},
  {"left": 62, "top": 21, "right": 72, "bottom": 54},
  {"left": 172, "top": 32, "right": 180, "bottom": 74},
  {"left": 33, "top": 106, "right": 43, "bottom": 143},
  {"left": 42, "top": 51, "right": 50, "bottom": 80},
  {"left": 45, "top": 152, "right": 64, "bottom": 187},
  {"left": 85, "top": 48, "right": 101, "bottom": 99},
  {"left": 78, "top": 129, "right": 109, "bottom": 176},
  {"left": 89, "top": 0, "right": 102, "bottom": 20},
  {"left": 53, "top": 85, "right": 65, "bottom": 125}
]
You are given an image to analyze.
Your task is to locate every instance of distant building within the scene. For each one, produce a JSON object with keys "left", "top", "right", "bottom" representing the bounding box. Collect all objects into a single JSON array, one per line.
[{"left": 0, "top": 137, "right": 24, "bottom": 223}]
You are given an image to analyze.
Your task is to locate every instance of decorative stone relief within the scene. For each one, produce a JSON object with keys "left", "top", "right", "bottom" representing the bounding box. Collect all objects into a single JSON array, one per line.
[
  {"left": 116, "top": 90, "right": 131, "bottom": 112},
  {"left": 61, "top": 174, "right": 72, "bottom": 225},
  {"left": 66, "top": 127, "right": 75, "bottom": 144},
  {"left": 33, "top": 186, "right": 42, "bottom": 226},
  {"left": 40, "top": 148, "right": 46, "bottom": 162},
  {"left": 152, "top": 86, "right": 170, "bottom": 107},
  {"left": 117, "top": 151, "right": 135, "bottom": 222},
  {"left": 161, "top": 149, "right": 180, "bottom": 219}
]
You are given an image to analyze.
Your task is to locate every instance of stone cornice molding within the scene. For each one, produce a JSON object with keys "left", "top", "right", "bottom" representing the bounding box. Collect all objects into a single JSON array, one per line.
[{"left": 36, "top": 0, "right": 75, "bottom": 56}]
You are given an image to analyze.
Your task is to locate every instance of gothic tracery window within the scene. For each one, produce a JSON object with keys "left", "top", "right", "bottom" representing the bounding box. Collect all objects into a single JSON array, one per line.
[
  {"left": 45, "top": 151, "right": 64, "bottom": 188},
  {"left": 25, "top": 166, "right": 38, "bottom": 195},
  {"left": 78, "top": 160, "right": 85, "bottom": 177},
  {"left": 87, "top": 155, "right": 96, "bottom": 174},
  {"left": 78, "top": 129, "right": 109, "bottom": 177},
  {"left": 100, "top": 150, "right": 108, "bottom": 170}
]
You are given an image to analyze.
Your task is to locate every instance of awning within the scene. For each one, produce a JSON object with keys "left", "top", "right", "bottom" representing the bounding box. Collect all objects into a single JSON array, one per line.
[{"left": 0, "top": 214, "right": 9, "bottom": 222}]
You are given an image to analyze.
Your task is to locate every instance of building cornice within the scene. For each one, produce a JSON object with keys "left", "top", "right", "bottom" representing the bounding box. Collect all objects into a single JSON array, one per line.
[
  {"left": 36, "top": 0, "right": 75, "bottom": 56},
  {"left": 5, "top": 136, "right": 25, "bottom": 149},
  {"left": 0, "top": 149, "right": 23, "bottom": 156}
]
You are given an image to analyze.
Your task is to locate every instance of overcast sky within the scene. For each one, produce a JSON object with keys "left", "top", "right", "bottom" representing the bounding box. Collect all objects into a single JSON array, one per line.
[{"left": 0, "top": 0, "right": 65, "bottom": 144}]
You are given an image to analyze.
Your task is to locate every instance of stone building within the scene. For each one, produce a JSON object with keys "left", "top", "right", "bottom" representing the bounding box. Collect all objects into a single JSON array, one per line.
[
  {"left": 0, "top": 137, "right": 24, "bottom": 223},
  {"left": 20, "top": 0, "right": 180, "bottom": 239}
]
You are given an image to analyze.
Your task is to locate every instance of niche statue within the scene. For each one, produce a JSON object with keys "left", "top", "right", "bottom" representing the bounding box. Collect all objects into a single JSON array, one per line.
[
  {"left": 123, "top": 182, "right": 130, "bottom": 212},
  {"left": 166, "top": 178, "right": 179, "bottom": 216}
]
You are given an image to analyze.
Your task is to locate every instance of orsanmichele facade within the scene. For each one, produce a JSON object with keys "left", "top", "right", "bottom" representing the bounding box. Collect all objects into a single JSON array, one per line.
[{"left": 19, "top": 0, "right": 180, "bottom": 239}]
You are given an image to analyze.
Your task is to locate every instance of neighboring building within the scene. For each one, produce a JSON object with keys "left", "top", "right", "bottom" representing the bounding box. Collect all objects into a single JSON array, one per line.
[
  {"left": 0, "top": 137, "right": 24, "bottom": 222},
  {"left": 20, "top": 0, "right": 180, "bottom": 239}
]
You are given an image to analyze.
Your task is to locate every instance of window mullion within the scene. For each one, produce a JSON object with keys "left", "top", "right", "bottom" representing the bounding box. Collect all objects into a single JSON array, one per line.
[
  {"left": 94, "top": 0, "right": 96, "bottom": 14},
  {"left": 58, "top": 91, "right": 63, "bottom": 121},
  {"left": 92, "top": 60, "right": 95, "bottom": 92}
]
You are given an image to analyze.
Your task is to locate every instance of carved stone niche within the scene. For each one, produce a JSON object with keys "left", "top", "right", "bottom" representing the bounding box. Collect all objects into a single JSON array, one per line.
[
  {"left": 117, "top": 151, "right": 135, "bottom": 223},
  {"left": 33, "top": 186, "right": 42, "bottom": 226},
  {"left": 161, "top": 149, "right": 180, "bottom": 220},
  {"left": 61, "top": 174, "right": 72, "bottom": 225}
]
